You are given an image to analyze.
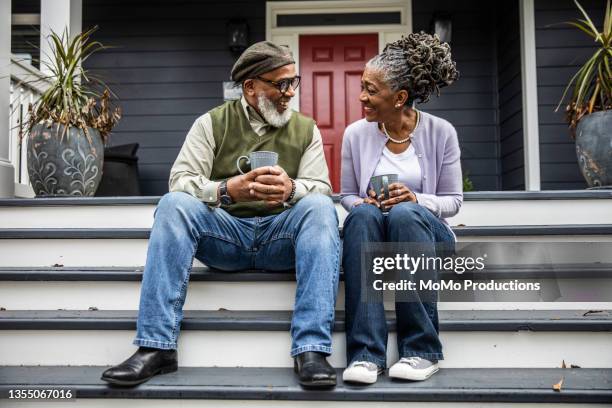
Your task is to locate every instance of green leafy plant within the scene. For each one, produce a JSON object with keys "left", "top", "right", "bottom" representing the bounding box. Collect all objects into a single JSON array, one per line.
[
  {"left": 463, "top": 173, "right": 474, "bottom": 192},
  {"left": 555, "top": 0, "right": 612, "bottom": 135},
  {"left": 22, "top": 26, "right": 121, "bottom": 144}
]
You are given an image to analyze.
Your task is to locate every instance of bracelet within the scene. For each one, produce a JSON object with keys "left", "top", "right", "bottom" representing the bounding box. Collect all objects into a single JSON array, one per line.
[{"left": 286, "top": 179, "right": 296, "bottom": 202}]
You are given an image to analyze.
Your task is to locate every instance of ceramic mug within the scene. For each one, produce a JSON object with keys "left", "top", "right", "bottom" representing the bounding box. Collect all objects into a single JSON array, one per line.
[
  {"left": 370, "top": 173, "right": 399, "bottom": 213},
  {"left": 236, "top": 151, "right": 279, "bottom": 174}
]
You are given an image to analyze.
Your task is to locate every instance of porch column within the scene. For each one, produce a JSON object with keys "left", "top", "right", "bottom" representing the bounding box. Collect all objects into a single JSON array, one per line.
[
  {"left": 40, "top": 0, "right": 82, "bottom": 76},
  {"left": 0, "top": 0, "right": 15, "bottom": 198},
  {"left": 519, "top": 0, "right": 541, "bottom": 191}
]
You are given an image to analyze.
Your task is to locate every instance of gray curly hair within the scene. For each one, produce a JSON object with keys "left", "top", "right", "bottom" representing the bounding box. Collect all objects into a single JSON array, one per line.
[{"left": 366, "top": 31, "right": 459, "bottom": 105}]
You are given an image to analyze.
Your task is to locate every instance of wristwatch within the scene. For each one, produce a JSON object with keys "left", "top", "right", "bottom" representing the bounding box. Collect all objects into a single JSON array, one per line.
[{"left": 218, "top": 180, "right": 234, "bottom": 206}]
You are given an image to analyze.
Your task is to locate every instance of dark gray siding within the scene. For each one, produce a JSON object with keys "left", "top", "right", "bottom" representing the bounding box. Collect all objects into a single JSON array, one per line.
[
  {"left": 85, "top": 0, "right": 509, "bottom": 194},
  {"left": 84, "top": 0, "right": 266, "bottom": 195},
  {"left": 497, "top": 1, "right": 524, "bottom": 190},
  {"left": 83, "top": 0, "right": 600, "bottom": 194},
  {"left": 535, "top": 0, "right": 604, "bottom": 190},
  {"left": 11, "top": 0, "right": 41, "bottom": 69},
  {"left": 413, "top": 0, "right": 500, "bottom": 191}
]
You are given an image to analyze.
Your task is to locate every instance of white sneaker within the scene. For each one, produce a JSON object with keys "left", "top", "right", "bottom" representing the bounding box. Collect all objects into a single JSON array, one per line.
[
  {"left": 388, "top": 357, "right": 439, "bottom": 381},
  {"left": 342, "top": 361, "right": 383, "bottom": 384}
]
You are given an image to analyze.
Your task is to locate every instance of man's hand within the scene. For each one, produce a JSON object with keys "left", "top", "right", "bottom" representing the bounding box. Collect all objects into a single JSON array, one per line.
[
  {"left": 226, "top": 167, "right": 282, "bottom": 203},
  {"left": 225, "top": 166, "right": 292, "bottom": 207},
  {"left": 252, "top": 166, "right": 293, "bottom": 207}
]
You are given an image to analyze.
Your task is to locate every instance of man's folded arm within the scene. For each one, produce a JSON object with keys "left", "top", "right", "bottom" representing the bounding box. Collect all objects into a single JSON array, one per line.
[{"left": 169, "top": 113, "right": 220, "bottom": 204}]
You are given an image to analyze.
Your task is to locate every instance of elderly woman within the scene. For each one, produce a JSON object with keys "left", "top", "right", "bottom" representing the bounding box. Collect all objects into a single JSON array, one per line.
[{"left": 340, "top": 32, "right": 462, "bottom": 384}]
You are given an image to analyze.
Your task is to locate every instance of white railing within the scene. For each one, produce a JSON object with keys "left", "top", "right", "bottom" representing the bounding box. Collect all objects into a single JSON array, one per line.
[{"left": 8, "top": 55, "right": 50, "bottom": 189}]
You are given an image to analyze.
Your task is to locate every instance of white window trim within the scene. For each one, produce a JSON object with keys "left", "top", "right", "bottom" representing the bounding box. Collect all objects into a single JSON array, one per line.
[
  {"left": 519, "top": 0, "right": 541, "bottom": 191},
  {"left": 266, "top": 0, "right": 413, "bottom": 111},
  {"left": 0, "top": 0, "right": 14, "bottom": 198}
]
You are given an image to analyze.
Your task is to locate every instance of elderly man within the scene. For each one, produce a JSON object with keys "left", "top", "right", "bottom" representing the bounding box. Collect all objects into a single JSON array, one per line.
[{"left": 101, "top": 42, "right": 340, "bottom": 388}]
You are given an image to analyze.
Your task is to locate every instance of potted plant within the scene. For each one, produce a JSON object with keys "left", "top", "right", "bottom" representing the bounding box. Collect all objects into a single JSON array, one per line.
[
  {"left": 556, "top": 0, "right": 612, "bottom": 188},
  {"left": 23, "top": 27, "right": 121, "bottom": 196}
]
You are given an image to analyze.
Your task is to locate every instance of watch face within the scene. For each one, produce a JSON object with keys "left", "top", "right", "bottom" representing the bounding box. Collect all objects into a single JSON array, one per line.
[{"left": 220, "top": 195, "right": 233, "bottom": 205}]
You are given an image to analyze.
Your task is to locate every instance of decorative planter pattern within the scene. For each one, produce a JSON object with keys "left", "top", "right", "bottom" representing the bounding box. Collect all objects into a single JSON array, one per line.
[
  {"left": 575, "top": 111, "right": 612, "bottom": 188},
  {"left": 27, "top": 123, "right": 104, "bottom": 197}
]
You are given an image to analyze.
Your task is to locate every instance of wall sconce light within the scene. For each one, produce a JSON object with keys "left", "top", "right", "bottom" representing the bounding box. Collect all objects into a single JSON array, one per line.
[
  {"left": 227, "top": 19, "right": 249, "bottom": 52},
  {"left": 430, "top": 12, "right": 452, "bottom": 43}
]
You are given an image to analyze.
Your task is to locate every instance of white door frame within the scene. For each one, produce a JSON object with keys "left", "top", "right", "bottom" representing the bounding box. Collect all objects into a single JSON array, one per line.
[{"left": 266, "top": 0, "right": 413, "bottom": 111}]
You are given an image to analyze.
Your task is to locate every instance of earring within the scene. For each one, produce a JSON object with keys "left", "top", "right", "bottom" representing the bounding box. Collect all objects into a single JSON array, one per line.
[{"left": 395, "top": 104, "right": 401, "bottom": 108}]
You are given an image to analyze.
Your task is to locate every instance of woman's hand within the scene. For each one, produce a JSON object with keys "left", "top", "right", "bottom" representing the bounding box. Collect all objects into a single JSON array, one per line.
[
  {"left": 354, "top": 189, "right": 381, "bottom": 208},
  {"left": 379, "top": 182, "right": 417, "bottom": 210}
]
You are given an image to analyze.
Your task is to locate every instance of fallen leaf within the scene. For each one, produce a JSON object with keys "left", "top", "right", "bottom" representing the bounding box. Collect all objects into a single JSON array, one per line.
[
  {"left": 583, "top": 310, "right": 604, "bottom": 316},
  {"left": 88, "top": 306, "right": 98, "bottom": 311},
  {"left": 553, "top": 376, "right": 564, "bottom": 392},
  {"left": 52, "top": 263, "right": 64, "bottom": 268}
]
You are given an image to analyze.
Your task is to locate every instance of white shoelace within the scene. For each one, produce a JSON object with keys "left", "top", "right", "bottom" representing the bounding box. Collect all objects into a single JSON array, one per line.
[
  {"left": 398, "top": 357, "right": 422, "bottom": 367},
  {"left": 351, "top": 361, "right": 378, "bottom": 370}
]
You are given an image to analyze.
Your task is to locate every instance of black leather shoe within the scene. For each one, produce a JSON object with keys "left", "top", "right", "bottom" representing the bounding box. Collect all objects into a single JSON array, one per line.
[
  {"left": 294, "top": 351, "right": 337, "bottom": 388},
  {"left": 101, "top": 347, "right": 178, "bottom": 386}
]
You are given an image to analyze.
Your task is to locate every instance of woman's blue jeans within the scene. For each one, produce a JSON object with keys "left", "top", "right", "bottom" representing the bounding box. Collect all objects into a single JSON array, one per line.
[
  {"left": 342, "top": 202, "right": 455, "bottom": 367},
  {"left": 134, "top": 192, "right": 340, "bottom": 357}
]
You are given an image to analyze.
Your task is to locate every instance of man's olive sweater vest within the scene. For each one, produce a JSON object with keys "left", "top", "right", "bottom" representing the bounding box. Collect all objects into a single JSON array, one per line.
[{"left": 209, "top": 99, "right": 315, "bottom": 217}]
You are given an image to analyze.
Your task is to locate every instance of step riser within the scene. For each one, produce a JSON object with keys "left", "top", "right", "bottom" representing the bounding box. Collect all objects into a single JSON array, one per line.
[
  {"left": 3, "top": 401, "right": 610, "bottom": 408},
  {"left": 2, "top": 331, "right": 610, "bottom": 368},
  {"left": 3, "top": 238, "right": 612, "bottom": 267},
  {"left": 0, "top": 205, "right": 156, "bottom": 228},
  {"left": 2, "top": 199, "right": 612, "bottom": 228},
  {"left": 449, "top": 200, "right": 612, "bottom": 226},
  {"left": 2, "top": 282, "right": 612, "bottom": 310}
]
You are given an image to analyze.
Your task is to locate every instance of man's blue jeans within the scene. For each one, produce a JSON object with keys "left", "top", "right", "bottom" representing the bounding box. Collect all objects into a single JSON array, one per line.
[
  {"left": 342, "top": 202, "right": 455, "bottom": 367},
  {"left": 134, "top": 192, "right": 340, "bottom": 357}
]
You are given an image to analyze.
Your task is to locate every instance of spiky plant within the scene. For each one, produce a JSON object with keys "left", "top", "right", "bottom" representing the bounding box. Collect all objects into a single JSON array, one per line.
[
  {"left": 556, "top": 0, "right": 612, "bottom": 135},
  {"left": 24, "top": 26, "right": 121, "bottom": 145}
]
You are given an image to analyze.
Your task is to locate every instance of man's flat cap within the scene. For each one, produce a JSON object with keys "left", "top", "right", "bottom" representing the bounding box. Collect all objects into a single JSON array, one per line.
[{"left": 231, "top": 41, "right": 295, "bottom": 82}]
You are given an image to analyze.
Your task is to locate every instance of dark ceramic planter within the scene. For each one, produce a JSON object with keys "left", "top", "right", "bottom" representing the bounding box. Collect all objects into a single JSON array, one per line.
[
  {"left": 575, "top": 111, "right": 612, "bottom": 188},
  {"left": 27, "top": 123, "right": 104, "bottom": 197}
]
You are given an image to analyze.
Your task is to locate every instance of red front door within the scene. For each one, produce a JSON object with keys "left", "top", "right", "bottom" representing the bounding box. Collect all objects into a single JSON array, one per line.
[{"left": 299, "top": 34, "right": 379, "bottom": 192}]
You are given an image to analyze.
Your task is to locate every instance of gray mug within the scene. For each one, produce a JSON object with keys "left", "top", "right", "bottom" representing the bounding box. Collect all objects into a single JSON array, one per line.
[
  {"left": 370, "top": 174, "right": 399, "bottom": 213},
  {"left": 236, "top": 151, "right": 279, "bottom": 174}
]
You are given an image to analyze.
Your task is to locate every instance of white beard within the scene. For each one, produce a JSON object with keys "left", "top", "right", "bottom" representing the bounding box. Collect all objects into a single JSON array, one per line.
[{"left": 257, "top": 93, "right": 293, "bottom": 128}]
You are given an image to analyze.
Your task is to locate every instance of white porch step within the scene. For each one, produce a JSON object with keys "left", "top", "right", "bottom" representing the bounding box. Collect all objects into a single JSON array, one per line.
[
  {"left": 1, "top": 269, "right": 612, "bottom": 310},
  {"left": 5, "top": 329, "right": 607, "bottom": 368},
  {"left": 2, "top": 223, "right": 612, "bottom": 311},
  {"left": 0, "top": 191, "right": 611, "bottom": 228},
  {"left": 1, "top": 310, "right": 610, "bottom": 369},
  {"left": 1, "top": 225, "right": 612, "bottom": 268}
]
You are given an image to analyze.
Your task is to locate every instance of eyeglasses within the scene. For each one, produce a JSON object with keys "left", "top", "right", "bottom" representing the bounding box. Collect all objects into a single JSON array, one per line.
[{"left": 255, "top": 76, "right": 301, "bottom": 93}]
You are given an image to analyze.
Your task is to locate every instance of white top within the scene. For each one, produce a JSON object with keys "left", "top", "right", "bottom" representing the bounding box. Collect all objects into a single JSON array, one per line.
[{"left": 372, "top": 144, "right": 423, "bottom": 193}]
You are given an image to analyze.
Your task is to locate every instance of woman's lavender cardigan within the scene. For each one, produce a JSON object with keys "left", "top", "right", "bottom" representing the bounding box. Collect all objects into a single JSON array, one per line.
[{"left": 340, "top": 110, "right": 463, "bottom": 236}]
